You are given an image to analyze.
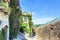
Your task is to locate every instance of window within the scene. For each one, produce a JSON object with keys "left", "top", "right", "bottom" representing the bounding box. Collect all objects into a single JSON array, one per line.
[
  {"left": 23, "top": 17, "right": 28, "bottom": 22},
  {"left": 3, "top": 0, "right": 6, "bottom": 2},
  {"left": 3, "top": 0, "right": 10, "bottom": 2},
  {"left": 3, "top": 0, "right": 7, "bottom": 2},
  {"left": 4, "top": 12, "right": 8, "bottom": 15}
]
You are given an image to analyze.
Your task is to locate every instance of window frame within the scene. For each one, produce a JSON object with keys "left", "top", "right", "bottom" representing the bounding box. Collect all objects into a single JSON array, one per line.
[{"left": 23, "top": 17, "right": 28, "bottom": 22}]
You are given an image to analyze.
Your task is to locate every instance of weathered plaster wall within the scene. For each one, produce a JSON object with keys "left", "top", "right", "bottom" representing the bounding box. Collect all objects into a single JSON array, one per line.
[
  {"left": 0, "top": 12, "right": 9, "bottom": 29},
  {"left": 0, "top": 11, "right": 9, "bottom": 40}
]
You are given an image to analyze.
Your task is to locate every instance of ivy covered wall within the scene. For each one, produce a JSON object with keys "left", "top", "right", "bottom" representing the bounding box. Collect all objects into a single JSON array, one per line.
[
  {"left": 19, "top": 12, "right": 33, "bottom": 34},
  {"left": 9, "top": 0, "right": 22, "bottom": 40}
]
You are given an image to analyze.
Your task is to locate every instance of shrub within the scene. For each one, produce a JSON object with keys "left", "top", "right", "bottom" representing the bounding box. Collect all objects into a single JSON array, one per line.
[{"left": 0, "top": 31, "right": 5, "bottom": 40}]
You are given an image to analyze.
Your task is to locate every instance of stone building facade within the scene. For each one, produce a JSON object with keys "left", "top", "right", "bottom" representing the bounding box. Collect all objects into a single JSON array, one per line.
[
  {"left": 19, "top": 12, "right": 32, "bottom": 33},
  {"left": 0, "top": 0, "right": 10, "bottom": 40}
]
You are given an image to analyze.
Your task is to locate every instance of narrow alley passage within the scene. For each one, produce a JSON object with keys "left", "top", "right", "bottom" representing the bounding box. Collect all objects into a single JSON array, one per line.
[{"left": 12, "top": 32, "right": 36, "bottom": 40}]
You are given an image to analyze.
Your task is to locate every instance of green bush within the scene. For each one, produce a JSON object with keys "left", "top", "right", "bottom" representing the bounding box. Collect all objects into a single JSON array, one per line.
[
  {"left": 2, "top": 28, "right": 6, "bottom": 37},
  {"left": 0, "top": 31, "right": 5, "bottom": 40},
  {"left": 24, "top": 27, "right": 29, "bottom": 33},
  {"left": 0, "top": 2, "right": 11, "bottom": 12}
]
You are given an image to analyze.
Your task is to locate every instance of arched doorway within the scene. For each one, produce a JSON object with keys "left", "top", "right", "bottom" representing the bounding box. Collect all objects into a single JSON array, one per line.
[
  {"left": 2, "top": 25, "right": 8, "bottom": 40},
  {"left": 19, "top": 26, "right": 26, "bottom": 33},
  {"left": 20, "top": 27, "right": 24, "bottom": 33}
]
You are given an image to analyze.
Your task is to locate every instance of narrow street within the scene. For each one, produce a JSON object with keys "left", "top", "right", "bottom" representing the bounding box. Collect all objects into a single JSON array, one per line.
[{"left": 12, "top": 32, "right": 36, "bottom": 40}]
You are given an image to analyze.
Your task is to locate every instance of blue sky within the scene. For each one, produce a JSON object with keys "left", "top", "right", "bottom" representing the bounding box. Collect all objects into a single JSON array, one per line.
[{"left": 20, "top": 0, "right": 60, "bottom": 24}]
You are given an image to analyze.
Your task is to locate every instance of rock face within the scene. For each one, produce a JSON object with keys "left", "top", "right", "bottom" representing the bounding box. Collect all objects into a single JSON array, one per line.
[{"left": 36, "top": 20, "right": 60, "bottom": 40}]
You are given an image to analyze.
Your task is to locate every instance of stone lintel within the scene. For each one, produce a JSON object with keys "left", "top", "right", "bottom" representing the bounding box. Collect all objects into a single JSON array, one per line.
[{"left": 0, "top": 6, "right": 9, "bottom": 15}]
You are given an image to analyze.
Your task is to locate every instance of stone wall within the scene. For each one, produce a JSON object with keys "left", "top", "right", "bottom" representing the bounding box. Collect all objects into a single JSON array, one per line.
[
  {"left": 0, "top": 11, "right": 9, "bottom": 30},
  {"left": 36, "top": 20, "right": 60, "bottom": 40}
]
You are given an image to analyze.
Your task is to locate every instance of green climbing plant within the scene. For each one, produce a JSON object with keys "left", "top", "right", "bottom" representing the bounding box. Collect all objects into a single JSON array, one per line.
[
  {"left": 0, "top": 2, "right": 11, "bottom": 12},
  {"left": 19, "top": 13, "right": 33, "bottom": 34},
  {"left": 9, "top": 0, "right": 21, "bottom": 40},
  {"left": 0, "top": 31, "right": 5, "bottom": 40}
]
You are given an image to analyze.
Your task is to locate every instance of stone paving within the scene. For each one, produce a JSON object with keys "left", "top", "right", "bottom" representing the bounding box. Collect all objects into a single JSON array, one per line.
[
  {"left": 25, "top": 34, "right": 36, "bottom": 40},
  {"left": 25, "top": 36, "right": 36, "bottom": 40},
  {"left": 12, "top": 32, "right": 36, "bottom": 40}
]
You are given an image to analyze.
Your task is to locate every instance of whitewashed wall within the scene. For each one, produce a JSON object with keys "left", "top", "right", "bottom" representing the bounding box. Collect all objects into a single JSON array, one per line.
[
  {"left": 0, "top": 11, "right": 9, "bottom": 40},
  {"left": 0, "top": 12, "right": 9, "bottom": 29}
]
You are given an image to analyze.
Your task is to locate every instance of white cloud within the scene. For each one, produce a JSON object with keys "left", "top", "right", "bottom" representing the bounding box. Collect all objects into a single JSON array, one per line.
[{"left": 33, "top": 17, "right": 55, "bottom": 24}]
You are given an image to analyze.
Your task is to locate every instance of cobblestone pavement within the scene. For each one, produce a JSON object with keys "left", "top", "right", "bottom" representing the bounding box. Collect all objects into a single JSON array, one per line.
[
  {"left": 25, "top": 36, "right": 36, "bottom": 40},
  {"left": 12, "top": 32, "right": 36, "bottom": 40},
  {"left": 25, "top": 34, "right": 36, "bottom": 40}
]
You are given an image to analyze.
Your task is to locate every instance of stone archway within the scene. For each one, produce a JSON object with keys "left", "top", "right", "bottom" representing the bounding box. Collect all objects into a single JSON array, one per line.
[
  {"left": 2, "top": 25, "right": 8, "bottom": 40},
  {"left": 5, "top": 25, "right": 8, "bottom": 40},
  {"left": 20, "top": 27, "right": 24, "bottom": 33}
]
